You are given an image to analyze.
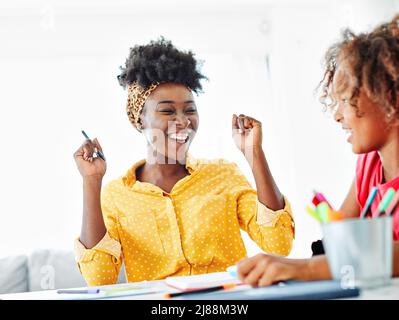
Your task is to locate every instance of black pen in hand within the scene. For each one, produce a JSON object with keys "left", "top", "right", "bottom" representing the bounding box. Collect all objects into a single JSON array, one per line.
[{"left": 81, "top": 130, "right": 106, "bottom": 161}]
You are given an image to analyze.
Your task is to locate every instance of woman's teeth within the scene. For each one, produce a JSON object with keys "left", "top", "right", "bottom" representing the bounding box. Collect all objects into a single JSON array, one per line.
[{"left": 168, "top": 133, "right": 189, "bottom": 143}]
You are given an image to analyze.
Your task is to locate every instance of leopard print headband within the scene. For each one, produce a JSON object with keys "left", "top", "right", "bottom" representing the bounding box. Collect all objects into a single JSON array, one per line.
[{"left": 126, "top": 81, "right": 160, "bottom": 129}]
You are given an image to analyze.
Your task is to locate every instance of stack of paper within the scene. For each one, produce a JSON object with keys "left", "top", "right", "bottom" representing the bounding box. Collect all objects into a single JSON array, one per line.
[{"left": 165, "top": 272, "right": 241, "bottom": 291}]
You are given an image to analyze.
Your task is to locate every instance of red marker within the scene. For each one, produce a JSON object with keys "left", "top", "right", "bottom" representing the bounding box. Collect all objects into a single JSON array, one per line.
[{"left": 312, "top": 190, "right": 333, "bottom": 209}]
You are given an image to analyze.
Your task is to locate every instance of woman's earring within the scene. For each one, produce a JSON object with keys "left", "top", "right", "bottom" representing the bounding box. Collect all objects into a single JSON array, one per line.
[{"left": 136, "top": 123, "right": 143, "bottom": 132}]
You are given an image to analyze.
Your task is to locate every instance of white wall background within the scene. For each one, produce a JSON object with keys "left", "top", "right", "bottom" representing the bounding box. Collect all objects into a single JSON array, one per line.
[{"left": 0, "top": 0, "right": 398, "bottom": 259}]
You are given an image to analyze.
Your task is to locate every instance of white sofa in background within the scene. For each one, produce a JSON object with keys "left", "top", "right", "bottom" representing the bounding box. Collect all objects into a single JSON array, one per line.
[{"left": 0, "top": 250, "right": 126, "bottom": 294}]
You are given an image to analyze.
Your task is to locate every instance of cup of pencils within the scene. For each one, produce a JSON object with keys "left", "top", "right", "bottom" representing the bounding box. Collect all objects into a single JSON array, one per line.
[{"left": 307, "top": 189, "right": 396, "bottom": 289}]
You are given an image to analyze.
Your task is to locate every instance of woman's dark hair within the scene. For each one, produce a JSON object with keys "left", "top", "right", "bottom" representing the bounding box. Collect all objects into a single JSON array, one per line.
[
  {"left": 117, "top": 37, "right": 207, "bottom": 93},
  {"left": 319, "top": 15, "right": 399, "bottom": 119}
]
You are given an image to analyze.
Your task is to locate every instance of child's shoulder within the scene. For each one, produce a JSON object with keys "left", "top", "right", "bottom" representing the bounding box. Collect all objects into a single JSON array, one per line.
[
  {"left": 356, "top": 150, "right": 381, "bottom": 172},
  {"left": 356, "top": 151, "right": 382, "bottom": 189}
]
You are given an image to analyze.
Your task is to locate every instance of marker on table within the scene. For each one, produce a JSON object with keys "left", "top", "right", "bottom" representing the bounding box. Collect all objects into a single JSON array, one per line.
[
  {"left": 101, "top": 286, "right": 158, "bottom": 296},
  {"left": 360, "top": 187, "right": 378, "bottom": 219},
  {"left": 164, "top": 283, "right": 237, "bottom": 299},
  {"left": 377, "top": 188, "right": 396, "bottom": 217},
  {"left": 81, "top": 130, "right": 106, "bottom": 161},
  {"left": 57, "top": 288, "right": 100, "bottom": 294}
]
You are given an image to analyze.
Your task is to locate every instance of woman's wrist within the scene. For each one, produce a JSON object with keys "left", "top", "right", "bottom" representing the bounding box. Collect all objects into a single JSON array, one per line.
[
  {"left": 244, "top": 145, "right": 264, "bottom": 164},
  {"left": 83, "top": 175, "right": 103, "bottom": 185}
]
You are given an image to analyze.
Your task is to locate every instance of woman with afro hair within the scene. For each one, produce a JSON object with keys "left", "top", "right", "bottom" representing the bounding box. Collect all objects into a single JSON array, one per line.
[{"left": 73, "top": 38, "right": 294, "bottom": 286}]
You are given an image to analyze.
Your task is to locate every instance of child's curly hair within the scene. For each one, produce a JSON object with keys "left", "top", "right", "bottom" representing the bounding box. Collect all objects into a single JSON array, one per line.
[
  {"left": 117, "top": 37, "right": 207, "bottom": 94},
  {"left": 319, "top": 15, "right": 399, "bottom": 120}
]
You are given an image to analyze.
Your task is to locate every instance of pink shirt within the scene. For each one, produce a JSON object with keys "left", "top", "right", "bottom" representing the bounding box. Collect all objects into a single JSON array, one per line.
[{"left": 356, "top": 151, "right": 399, "bottom": 241}]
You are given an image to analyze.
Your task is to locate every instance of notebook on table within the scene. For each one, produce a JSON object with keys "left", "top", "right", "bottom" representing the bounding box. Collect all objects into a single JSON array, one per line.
[
  {"left": 165, "top": 272, "right": 241, "bottom": 291},
  {"left": 179, "top": 280, "right": 360, "bottom": 300}
]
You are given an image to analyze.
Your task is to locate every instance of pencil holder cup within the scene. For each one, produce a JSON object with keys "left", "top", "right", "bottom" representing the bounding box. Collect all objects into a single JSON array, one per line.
[{"left": 321, "top": 216, "right": 393, "bottom": 289}]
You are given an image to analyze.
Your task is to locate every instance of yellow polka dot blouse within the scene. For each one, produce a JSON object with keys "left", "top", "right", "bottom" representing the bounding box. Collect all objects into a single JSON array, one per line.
[{"left": 74, "top": 155, "right": 295, "bottom": 286}]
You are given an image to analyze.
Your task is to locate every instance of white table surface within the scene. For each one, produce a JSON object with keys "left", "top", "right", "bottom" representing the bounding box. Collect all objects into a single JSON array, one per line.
[{"left": 1, "top": 278, "right": 398, "bottom": 300}]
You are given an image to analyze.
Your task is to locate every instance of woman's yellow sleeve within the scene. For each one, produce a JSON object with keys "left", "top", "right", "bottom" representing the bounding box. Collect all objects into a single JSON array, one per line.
[
  {"left": 74, "top": 182, "right": 123, "bottom": 286},
  {"left": 230, "top": 165, "right": 295, "bottom": 256}
]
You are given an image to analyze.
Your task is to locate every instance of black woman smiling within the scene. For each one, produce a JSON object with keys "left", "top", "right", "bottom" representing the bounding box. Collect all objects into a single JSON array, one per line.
[{"left": 73, "top": 38, "right": 294, "bottom": 286}]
